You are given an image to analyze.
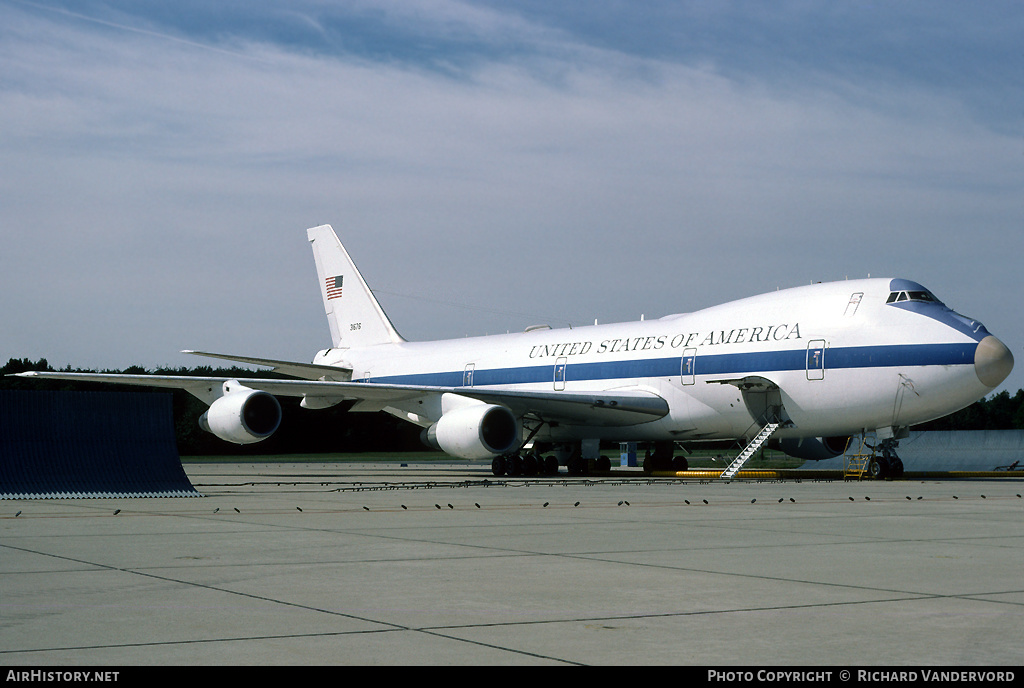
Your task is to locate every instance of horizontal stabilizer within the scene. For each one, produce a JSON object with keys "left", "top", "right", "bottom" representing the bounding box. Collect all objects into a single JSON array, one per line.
[{"left": 182, "top": 350, "right": 352, "bottom": 381}]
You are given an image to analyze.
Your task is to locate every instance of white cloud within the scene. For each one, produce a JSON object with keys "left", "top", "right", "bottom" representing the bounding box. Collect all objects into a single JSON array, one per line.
[{"left": 1, "top": 3, "right": 1020, "bottom": 392}]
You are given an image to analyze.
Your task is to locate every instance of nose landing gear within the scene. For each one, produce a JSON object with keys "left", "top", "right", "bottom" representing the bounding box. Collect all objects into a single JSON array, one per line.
[{"left": 867, "top": 438, "right": 905, "bottom": 479}]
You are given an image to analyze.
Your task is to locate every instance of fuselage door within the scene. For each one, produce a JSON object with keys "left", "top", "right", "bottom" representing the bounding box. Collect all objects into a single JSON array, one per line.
[
  {"left": 463, "top": 363, "right": 475, "bottom": 387},
  {"left": 681, "top": 348, "right": 697, "bottom": 386},
  {"left": 806, "top": 340, "right": 826, "bottom": 380},
  {"left": 554, "top": 357, "right": 567, "bottom": 391},
  {"left": 892, "top": 374, "right": 915, "bottom": 427},
  {"left": 845, "top": 292, "right": 864, "bottom": 317}
]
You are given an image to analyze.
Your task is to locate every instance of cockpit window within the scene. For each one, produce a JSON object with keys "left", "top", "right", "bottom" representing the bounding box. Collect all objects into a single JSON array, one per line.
[{"left": 886, "top": 290, "right": 941, "bottom": 305}]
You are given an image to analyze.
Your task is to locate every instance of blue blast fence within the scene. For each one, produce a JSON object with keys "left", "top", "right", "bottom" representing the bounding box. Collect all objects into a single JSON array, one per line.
[{"left": 1, "top": 390, "right": 200, "bottom": 499}]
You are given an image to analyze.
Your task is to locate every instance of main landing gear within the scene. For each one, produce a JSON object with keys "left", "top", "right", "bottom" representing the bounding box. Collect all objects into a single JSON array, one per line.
[
  {"left": 567, "top": 454, "right": 612, "bottom": 475},
  {"left": 489, "top": 444, "right": 616, "bottom": 477},
  {"left": 641, "top": 441, "right": 689, "bottom": 474},
  {"left": 491, "top": 451, "right": 559, "bottom": 477}
]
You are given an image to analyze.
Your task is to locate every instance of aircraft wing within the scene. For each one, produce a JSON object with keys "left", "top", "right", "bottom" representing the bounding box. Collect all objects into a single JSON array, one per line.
[{"left": 14, "top": 371, "right": 668, "bottom": 427}]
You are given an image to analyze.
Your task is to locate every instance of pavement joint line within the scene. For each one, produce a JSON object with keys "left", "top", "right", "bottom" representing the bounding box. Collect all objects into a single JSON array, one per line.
[
  {"left": 14, "top": 591, "right": 1008, "bottom": 659},
  {"left": 6, "top": 464, "right": 1022, "bottom": 664},
  {"left": 10, "top": 531, "right": 1019, "bottom": 611}
]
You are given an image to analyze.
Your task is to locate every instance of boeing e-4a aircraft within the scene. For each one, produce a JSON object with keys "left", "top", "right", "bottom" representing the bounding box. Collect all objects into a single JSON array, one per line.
[{"left": 19, "top": 224, "right": 1014, "bottom": 478}]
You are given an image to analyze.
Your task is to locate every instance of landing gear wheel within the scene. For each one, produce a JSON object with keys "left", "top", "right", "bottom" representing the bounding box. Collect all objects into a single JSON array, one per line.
[
  {"left": 671, "top": 456, "right": 689, "bottom": 471},
  {"left": 595, "top": 456, "right": 611, "bottom": 472},
  {"left": 644, "top": 441, "right": 676, "bottom": 474},
  {"left": 874, "top": 437, "right": 904, "bottom": 480},
  {"left": 491, "top": 456, "right": 506, "bottom": 476},
  {"left": 890, "top": 458, "right": 904, "bottom": 478},
  {"left": 644, "top": 454, "right": 671, "bottom": 473},
  {"left": 868, "top": 457, "right": 890, "bottom": 479},
  {"left": 522, "top": 453, "right": 539, "bottom": 476},
  {"left": 543, "top": 456, "right": 559, "bottom": 475}
]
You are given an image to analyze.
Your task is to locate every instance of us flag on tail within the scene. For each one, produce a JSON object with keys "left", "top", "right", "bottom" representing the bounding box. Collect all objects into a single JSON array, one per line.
[{"left": 325, "top": 275, "right": 344, "bottom": 300}]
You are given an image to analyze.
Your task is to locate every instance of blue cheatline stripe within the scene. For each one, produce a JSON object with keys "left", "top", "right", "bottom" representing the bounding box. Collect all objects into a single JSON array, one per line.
[
  {"left": 827, "top": 343, "right": 975, "bottom": 369},
  {"left": 359, "top": 342, "right": 977, "bottom": 387}
]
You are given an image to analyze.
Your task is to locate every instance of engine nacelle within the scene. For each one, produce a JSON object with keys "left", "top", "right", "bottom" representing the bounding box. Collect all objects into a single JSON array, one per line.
[
  {"left": 421, "top": 404, "right": 519, "bottom": 460},
  {"left": 776, "top": 435, "right": 851, "bottom": 461},
  {"left": 200, "top": 387, "right": 282, "bottom": 445}
]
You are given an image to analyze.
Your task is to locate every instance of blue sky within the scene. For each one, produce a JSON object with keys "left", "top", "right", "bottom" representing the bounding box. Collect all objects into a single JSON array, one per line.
[{"left": 2, "top": 1, "right": 1022, "bottom": 394}]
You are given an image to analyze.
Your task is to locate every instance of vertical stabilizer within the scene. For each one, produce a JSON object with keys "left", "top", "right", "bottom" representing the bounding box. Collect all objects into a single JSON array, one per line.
[{"left": 307, "top": 224, "right": 405, "bottom": 348}]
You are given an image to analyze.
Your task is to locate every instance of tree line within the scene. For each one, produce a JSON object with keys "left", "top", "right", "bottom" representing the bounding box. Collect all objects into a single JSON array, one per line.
[
  {"left": 1, "top": 357, "right": 424, "bottom": 455},
  {"left": 3, "top": 357, "right": 1023, "bottom": 455}
]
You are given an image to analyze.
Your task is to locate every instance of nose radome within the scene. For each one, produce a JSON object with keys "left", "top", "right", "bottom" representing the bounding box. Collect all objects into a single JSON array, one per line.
[{"left": 975, "top": 335, "right": 1014, "bottom": 388}]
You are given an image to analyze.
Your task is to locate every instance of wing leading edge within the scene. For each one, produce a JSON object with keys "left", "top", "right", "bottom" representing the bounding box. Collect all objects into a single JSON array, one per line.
[{"left": 14, "top": 370, "right": 669, "bottom": 427}]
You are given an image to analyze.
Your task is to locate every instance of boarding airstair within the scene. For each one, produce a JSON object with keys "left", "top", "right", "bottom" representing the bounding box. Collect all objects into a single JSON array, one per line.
[
  {"left": 844, "top": 434, "right": 874, "bottom": 480},
  {"left": 720, "top": 422, "right": 780, "bottom": 480}
]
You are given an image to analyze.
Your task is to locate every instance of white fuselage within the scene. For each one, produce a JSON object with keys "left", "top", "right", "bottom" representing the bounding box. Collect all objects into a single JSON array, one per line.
[{"left": 319, "top": 278, "right": 999, "bottom": 444}]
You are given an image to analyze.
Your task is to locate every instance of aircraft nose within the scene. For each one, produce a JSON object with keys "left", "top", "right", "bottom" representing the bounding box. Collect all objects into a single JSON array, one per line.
[{"left": 975, "top": 335, "right": 1014, "bottom": 388}]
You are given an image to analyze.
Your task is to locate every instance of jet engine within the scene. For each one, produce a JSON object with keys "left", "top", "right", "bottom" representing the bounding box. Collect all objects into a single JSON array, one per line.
[
  {"left": 199, "top": 387, "right": 282, "bottom": 444},
  {"left": 776, "top": 436, "right": 851, "bottom": 461},
  {"left": 421, "top": 404, "right": 519, "bottom": 460}
]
